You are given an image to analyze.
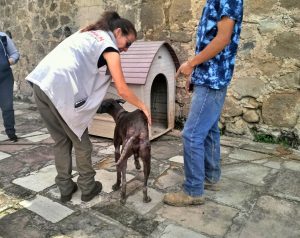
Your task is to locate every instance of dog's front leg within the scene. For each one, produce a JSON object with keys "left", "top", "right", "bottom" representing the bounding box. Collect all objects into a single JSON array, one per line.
[{"left": 112, "top": 144, "right": 121, "bottom": 191}]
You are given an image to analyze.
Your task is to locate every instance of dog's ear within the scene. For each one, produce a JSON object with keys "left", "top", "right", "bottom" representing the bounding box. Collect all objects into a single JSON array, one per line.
[
  {"left": 97, "top": 100, "right": 110, "bottom": 113},
  {"left": 116, "top": 99, "right": 126, "bottom": 104}
]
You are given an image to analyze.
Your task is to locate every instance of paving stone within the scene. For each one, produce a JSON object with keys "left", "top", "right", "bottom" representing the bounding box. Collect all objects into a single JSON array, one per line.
[
  {"left": 154, "top": 168, "right": 183, "bottom": 189},
  {"left": 94, "top": 157, "right": 115, "bottom": 170},
  {"left": 229, "top": 148, "right": 270, "bottom": 161},
  {"left": 0, "top": 144, "right": 33, "bottom": 153},
  {"left": 0, "top": 190, "right": 21, "bottom": 216},
  {"left": 263, "top": 159, "right": 282, "bottom": 169},
  {"left": 126, "top": 188, "right": 164, "bottom": 215},
  {"left": 237, "top": 196, "right": 300, "bottom": 238},
  {"left": 94, "top": 169, "right": 135, "bottom": 193},
  {"left": 0, "top": 151, "right": 11, "bottom": 161},
  {"left": 94, "top": 203, "right": 159, "bottom": 236},
  {"left": 0, "top": 134, "right": 7, "bottom": 141},
  {"left": 13, "top": 165, "right": 57, "bottom": 192},
  {"left": 58, "top": 210, "right": 126, "bottom": 238},
  {"left": 14, "top": 109, "right": 25, "bottom": 116},
  {"left": 169, "top": 155, "right": 183, "bottom": 164},
  {"left": 269, "top": 169, "right": 300, "bottom": 201},
  {"left": 221, "top": 136, "right": 246, "bottom": 148},
  {"left": 151, "top": 141, "right": 182, "bottom": 160},
  {"left": 149, "top": 159, "right": 171, "bottom": 180},
  {"left": 154, "top": 224, "right": 209, "bottom": 238},
  {"left": 21, "top": 131, "right": 45, "bottom": 137},
  {"left": 24, "top": 133, "right": 51, "bottom": 143},
  {"left": 205, "top": 177, "right": 259, "bottom": 210},
  {"left": 20, "top": 195, "right": 74, "bottom": 223},
  {"left": 0, "top": 209, "right": 60, "bottom": 237},
  {"left": 221, "top": 157, "right": 241, "bottom": 165},
  {"left": 47, "top": 183, "right": 104, "bottom": 207},
  {"left": 98, "top": 145, "right": 115, "bottom": 155},
  {"left": 240, "top": 141, "right": 278, "bottom": 155},
  {"left": 222, "top": 163, "right": 271, "bottom": 186},
  {"left": 221, "top": 146, "right": 232, "bottom": 156},
  {"left": 283, "top": 160, "right": 300, "bottom": 172},
  {"left": 157, "top": 201, "right": 238, "bottom": 237}
]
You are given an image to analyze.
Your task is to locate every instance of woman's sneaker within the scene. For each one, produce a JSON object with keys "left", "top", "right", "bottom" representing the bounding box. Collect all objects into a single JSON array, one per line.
[
  {"left": 61, "top": 183, "right": 78, "bottom": 203},
  {"left": 81, "top": 181, "right": 102, "bottom": 202}
]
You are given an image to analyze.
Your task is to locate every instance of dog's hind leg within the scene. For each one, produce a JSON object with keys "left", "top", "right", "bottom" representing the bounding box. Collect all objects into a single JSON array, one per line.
[
  {"left": 133, "top": 153, "right": 141, "bottom": 170},
  {"left": 140, "top": 144, "right": 151, "bottom": 203},
  {"left": 120, "top": 160, "right": 128, "bottom": 204}
]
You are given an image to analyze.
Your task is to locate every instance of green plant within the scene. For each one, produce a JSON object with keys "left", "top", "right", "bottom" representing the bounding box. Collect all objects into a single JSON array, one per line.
[{"left": 251, "top": 129, "right": 299, "bottom": 149}]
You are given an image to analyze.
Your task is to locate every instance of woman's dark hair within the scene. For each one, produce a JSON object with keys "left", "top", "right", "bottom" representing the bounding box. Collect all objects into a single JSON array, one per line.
[{"left": 80, "top": 11, "right": 137, "bottom": 37}]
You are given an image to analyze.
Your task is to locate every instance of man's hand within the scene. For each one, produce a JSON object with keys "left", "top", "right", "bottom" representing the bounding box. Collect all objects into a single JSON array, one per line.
[{"left": 175, "top": 61, "right": 194, "bottom": 79}]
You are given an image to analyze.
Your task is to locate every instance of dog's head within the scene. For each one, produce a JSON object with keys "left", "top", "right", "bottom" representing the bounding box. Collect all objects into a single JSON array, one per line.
[{"left": 97, "top": 98, "right": 126, "bottom": 114}]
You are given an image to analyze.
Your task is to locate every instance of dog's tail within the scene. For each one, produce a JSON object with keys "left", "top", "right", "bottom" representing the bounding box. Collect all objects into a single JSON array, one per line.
[{"left": 116, "top": 135, "right": 136, "bottom": 166}]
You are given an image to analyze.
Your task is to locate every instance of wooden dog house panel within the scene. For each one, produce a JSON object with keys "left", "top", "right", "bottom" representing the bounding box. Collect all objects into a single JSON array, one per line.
[{"left": 89, "top": 41, "right": 179, "bottom": 140}]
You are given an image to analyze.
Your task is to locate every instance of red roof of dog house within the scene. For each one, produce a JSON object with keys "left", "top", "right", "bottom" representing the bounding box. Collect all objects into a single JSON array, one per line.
[{"left": 100, "top": 41, "right": 180, "bottom": 85}]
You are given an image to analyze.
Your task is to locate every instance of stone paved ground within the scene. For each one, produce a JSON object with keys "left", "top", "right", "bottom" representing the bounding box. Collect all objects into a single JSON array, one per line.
[{"left": 0, "top": 101, "right": 300, "bottom": 238}]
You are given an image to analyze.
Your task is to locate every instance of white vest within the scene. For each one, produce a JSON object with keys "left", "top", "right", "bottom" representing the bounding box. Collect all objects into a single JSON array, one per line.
[{"left": 26, "top": 30, "right": 118, "bottom": 139}]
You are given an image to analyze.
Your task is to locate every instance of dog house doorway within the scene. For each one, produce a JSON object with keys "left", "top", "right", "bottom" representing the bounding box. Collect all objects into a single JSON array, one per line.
[{"left": 151, "top": 73, "right": 168, "bottom": 135}]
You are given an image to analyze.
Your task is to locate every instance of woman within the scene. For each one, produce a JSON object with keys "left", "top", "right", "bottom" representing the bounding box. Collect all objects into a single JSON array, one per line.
[{"left": 26, "top": 11, "right": 151, "bottom": 203}]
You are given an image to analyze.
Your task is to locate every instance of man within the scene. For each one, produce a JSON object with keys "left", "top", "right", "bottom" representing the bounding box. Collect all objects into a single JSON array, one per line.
[
  {"left": 163, "top": 0, "right": 243, "bottom": 206},
  {"left": 0, "top": 31, "right": 20, "bottom": 142}
]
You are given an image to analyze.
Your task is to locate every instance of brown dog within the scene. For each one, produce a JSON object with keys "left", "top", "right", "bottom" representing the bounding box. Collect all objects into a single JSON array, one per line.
[{"left": 97, "top": 99, "right": 151, "bottom": 204}]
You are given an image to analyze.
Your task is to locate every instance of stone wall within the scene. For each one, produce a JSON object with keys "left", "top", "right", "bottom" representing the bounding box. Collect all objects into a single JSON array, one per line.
[{"left": 1, "top": 0, "right": 299, "bottom": 147}]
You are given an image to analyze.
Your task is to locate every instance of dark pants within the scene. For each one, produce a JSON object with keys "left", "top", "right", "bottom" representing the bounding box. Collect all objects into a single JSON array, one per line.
[
  {"left": 32, "top": 84, "right": 97, "bottom": 196},
  {"left": 0, "top": 70, "right": 15, "bottom": 137}
]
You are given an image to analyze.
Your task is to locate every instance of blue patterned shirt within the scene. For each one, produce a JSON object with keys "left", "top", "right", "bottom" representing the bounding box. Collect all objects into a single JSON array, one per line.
[{"left": 191, "top": 0, "right": 243, "bottom": 89}]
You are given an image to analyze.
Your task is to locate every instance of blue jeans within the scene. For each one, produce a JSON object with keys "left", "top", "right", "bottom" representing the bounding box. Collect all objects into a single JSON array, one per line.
[
  {"left": 0, "top": 70, "right": 15, "bottom": 136},
  {"left": 182, "top": 85, "right": 227, "bottom": 196}
]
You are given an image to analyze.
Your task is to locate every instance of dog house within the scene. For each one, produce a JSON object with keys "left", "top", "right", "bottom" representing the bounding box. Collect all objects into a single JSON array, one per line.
[{"left": 89, "top": 41, "right": 180, "bottom": 140}]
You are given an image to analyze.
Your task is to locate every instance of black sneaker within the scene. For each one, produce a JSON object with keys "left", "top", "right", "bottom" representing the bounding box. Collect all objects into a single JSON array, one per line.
[
  {"left": 8, "top": 134, "right": 18, "bottom": 142},
  {"left": 81, "top": 181, "right": 102, "bottom": 202},
  {"left": 61, "top": 183, "right": 78, "bottom": 203}
]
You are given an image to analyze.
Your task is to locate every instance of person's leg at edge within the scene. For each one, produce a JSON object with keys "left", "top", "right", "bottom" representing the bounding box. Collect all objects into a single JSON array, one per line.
[
  {"left": 204, "top": 86, "right": 227, "bottom": 190},
  {"left": 164, "top": 85, "right": 221, "bottom": 206},
  {"left": 33, "top": 84, "right": 76, "bottom": 199},
  {"left": 0, "top": 72, "right": 16, "bottom": 139},
  {"left": 72, "top": 129, "right": 98, "bottom": 195}
]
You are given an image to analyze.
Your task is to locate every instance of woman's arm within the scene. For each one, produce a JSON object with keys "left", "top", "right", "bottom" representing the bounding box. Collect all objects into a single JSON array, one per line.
[{"left": 103, "top": 51, "right": 152, "bottom": 125}]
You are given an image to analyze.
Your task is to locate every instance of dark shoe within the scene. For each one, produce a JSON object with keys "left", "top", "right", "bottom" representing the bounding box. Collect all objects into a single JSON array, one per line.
[
  {"left": 61, "top": 183, "right": 78, "bottom": 203},
  {"left": 204, "top": 181, "right": 220, "bottom": 191},
  {"left": 163, "top": 191, "right": 205, "bottom": 207},
  {"left": 8, "top": 134, "right": 18, "bottom": 142},
  {"left": 81, "top": 181, "right": 102, "bottom": 202}
]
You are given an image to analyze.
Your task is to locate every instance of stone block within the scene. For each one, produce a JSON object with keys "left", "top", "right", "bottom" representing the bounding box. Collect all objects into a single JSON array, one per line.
[
  {"left": 238, "top": 196, "right": 300, "bottom": 238},
  {"left": 157, "top": 201, "right": 238, "bottom": 237},
  {"left": 20, "top": 195, "right": 74, "bottom": 223},
  {"left": 13, "top": 165, "right": 57, "bottom": 192},
  {"left": 126, "top": 188, "right": 164, "bottom": 215},
  {"left": 222, "top": 163, "right": 271, "bottom": 186},
  {"left": 262, "top": 92, "right": 300, "bottom": 127},
  {"left": 0, "top": 151, "right": 11, "bottom": 161}
]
